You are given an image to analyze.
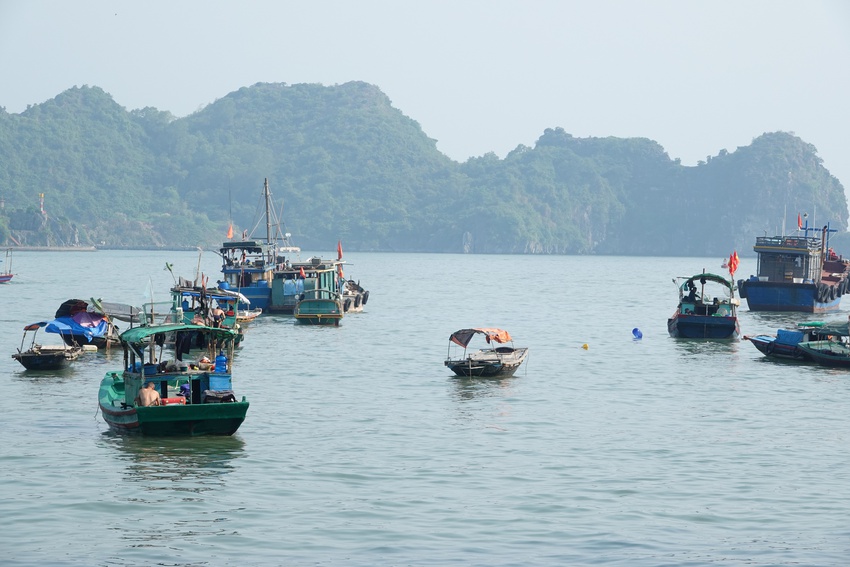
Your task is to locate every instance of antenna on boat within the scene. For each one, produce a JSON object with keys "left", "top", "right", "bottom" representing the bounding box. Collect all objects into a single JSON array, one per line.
[
  {"left": 782, "top": 204, "right": 787, "bottom": 237},
  {"left": 144, "top": 276, "right": 155, "bottom": 325},
  {"left": 194, "top": 247, "right": 203, "bottom": 285},
  {"left": 228, "top": 184, "right": 233, "bottom": 242}
]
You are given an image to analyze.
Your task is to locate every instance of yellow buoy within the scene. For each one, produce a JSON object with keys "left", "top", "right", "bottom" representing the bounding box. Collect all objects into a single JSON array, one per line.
[{"left": 582, "top": 343, "right": 588, "bottom": 350}]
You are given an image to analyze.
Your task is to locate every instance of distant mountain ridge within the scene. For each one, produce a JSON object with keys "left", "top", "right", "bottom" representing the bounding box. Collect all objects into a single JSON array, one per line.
[{"left": 0, "top": 81, "right": 845, "bottom": 256}]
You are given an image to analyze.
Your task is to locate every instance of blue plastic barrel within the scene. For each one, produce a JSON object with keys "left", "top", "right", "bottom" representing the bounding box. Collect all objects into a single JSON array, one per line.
[{"left": 214, "top": 351, "right": 227, "bottom": 373}]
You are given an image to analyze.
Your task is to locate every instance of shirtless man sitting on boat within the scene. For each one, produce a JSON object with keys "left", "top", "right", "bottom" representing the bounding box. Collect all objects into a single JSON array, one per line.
[{"left": 135, "top": 382, "right": 161, "bottom": 407}]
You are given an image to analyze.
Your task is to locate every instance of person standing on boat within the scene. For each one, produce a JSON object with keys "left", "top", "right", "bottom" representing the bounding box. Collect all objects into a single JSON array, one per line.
[
  {"left": 210, "top": 305, "right": 225, "bottom": 328},
  {"left": 686, "top": 281, "right": 699, "bottom": 302},
  {"left": 135, "top": 382, "right": 161, "bottom": 407}
]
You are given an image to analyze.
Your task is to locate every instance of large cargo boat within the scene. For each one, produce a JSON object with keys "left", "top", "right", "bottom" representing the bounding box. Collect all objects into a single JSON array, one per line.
[{"left": 737, "top": 222, "right": 850, "bottom": 313}]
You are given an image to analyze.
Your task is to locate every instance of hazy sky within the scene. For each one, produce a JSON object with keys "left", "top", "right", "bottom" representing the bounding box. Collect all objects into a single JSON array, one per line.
[{"left": 2, "top": 1, "right": 850, "bottom": 195}]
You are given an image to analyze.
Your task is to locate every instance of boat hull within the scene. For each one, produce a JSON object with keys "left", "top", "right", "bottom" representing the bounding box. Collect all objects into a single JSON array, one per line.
[
  {"left": 12, "top": 350, "right": 77, "bottom": 370},
  {"left": 229, "top": 285, "right": 270, "bottom": 311},
  {"left": 294, "top": 299, "right": 343, "bottom": 326},
  {"left": 795, "top": 340, "right": 850, "bottom": 368},
  {"left": 100, "top": 403, "right": 249, "bottom": 436},
  {"left": 667, "top": 313, "right": 740, "bottom": 339},
  {"left": 744, "top": 335, "right": 810, "bottom": 360},
  {"left": 445, "top": 347, "right": 529, "bottom": 377},
  {"left": 738, "top": 280, "right": 840, "bottom": 313}
]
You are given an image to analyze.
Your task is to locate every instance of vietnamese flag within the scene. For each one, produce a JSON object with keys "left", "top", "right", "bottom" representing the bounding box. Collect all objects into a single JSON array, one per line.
[
  {"left": 728, "top": 251, "right": 739, "bottom": 277},
  {"left": 798, "top": 214, "right": 803, "bottom": 230},
  {"left": 337, "top": 240, "right": 343, "bottom": 260},
  {"left": 226, "top": 223, "right": 234, "bottom": 239},
  {"left": 299, "top": 267, "right": 306, "bottom": 279}
]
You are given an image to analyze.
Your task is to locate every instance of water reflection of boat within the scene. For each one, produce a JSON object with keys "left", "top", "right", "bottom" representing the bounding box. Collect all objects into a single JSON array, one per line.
[
  {"left": 450, "top": 375, "right": 517, "bottom": 401},
  {"left": 672, "top": 337, "right": 739, "bottom": 358},
  {"left": 101, "top": 434, "right": 245, "bottom": 486}
]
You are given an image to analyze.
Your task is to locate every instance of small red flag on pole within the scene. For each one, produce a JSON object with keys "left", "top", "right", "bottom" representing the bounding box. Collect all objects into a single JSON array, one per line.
[
  {"left": 337, "top": 240, "right": 343, "bottom": 260},
  {"left": 798, "top": 214, "right": 803, "bottom": 230},
  {"left": 226, "top": 224, "right": 234, "bottom": 239},
  {"left": 728, "top": 251, "right": 739, "bottom": 277},
  {"left": 299, "top": 267, "right": 306, "bottom": 279}
]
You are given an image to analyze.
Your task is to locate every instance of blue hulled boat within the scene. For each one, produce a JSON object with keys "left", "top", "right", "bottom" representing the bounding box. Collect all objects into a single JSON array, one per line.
[
  {"left": 218, "top": 178, "right": 281, "bottom": 311},
  {"left": 668, "top": 271, "right": 740, "bottom": 339},
  {"left": 743, "top": 322, "right": 831, "bottom": 361},
  {"left": 737, "top": 221, "right": 850, "bottom": 313}
]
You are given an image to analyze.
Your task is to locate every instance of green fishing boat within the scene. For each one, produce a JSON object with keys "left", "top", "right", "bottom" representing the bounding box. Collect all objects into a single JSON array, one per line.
[{"left": 98, "top": 323, "right": 248, "bottom": 436}]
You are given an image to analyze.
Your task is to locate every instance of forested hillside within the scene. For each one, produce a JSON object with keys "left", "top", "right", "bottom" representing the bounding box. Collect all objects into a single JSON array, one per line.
[{"left": 0, "top": 82, "right": 845, "bottom": 256}]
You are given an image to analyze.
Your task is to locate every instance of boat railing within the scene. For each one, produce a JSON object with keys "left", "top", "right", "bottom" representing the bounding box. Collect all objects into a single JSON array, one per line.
[
  {"left": 754, "top": 236, "right": 821, "bottom": 251},
  {"left": 302, "top": 289, "right": 341, "bottom": 301}
]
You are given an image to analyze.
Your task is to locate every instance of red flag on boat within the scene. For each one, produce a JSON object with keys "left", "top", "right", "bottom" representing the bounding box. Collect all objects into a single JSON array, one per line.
[
  {"left": 798, "top": 214, "right": 803, "bottom": 230},
  {"left": 728, "top": 251, "right": 739, "bottom": 277},
  {"left": 337, "top": 240, "right": 343, "bottom": 260},
  {"left": 226, "top": 223, "right": 233, "bottom": 239},
  {"left": 299, "top": 267, "right": 306, "bottom": 279}
]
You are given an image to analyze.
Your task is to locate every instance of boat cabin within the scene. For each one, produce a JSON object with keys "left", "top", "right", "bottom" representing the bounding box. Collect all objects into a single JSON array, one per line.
[
  {"left": 219, "top": 240, "right": 275, "bottom": 289},
  {"left": 120, "top": 324, "right": 237, "bottom": 407},
  {"left": 753, "top": 235, "right": 824, "bottom": 284},
  {"left": 269, "top": 257, "right": 343, "bottom": 313}
]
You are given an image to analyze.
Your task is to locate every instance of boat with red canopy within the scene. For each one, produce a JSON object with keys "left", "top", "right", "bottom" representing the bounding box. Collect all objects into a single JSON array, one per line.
[{"left": 444, "top": 328, "right": 528, "bottom": 377}]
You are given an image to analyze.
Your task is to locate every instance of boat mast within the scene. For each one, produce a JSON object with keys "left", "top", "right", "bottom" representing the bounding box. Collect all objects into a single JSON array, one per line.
[{"left": 264, "top": 178, "right": 272, "bottom": 245}]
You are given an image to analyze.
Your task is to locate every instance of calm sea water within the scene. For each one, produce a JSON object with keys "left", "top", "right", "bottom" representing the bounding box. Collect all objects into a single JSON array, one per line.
[{"left": 2, "top": 250, "right": 850, "bottom": 566}]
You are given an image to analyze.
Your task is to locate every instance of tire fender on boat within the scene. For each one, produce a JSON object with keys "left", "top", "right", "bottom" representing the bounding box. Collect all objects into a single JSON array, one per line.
[{"left": 362, "top": 290, "right": 369, "bottom": 305}]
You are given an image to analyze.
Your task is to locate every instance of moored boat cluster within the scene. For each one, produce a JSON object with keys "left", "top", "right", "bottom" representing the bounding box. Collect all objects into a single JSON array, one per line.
[
  {"left": 11, "top": 178, "right": 374, "bottom": 437},
  {"left": 671, "top": 217, "right": 850, "bottom": 370}
]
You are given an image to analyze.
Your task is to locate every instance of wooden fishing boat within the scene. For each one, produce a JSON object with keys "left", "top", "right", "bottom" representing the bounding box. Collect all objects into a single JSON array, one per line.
[
  {"left": 12, "top": 322, "right": 83, "bottom": 370},
  {"left": 445, "top": 328, "right": 529, "bottom": 377},
  {"left": 171, "top": 281, "right": 248, "bottom": 343},
  {"left": 737, "top": 218, "right": 850, "bottom": 313},
  {"left": 667, "top": 270, "right": 740, "bottom": 339},
  {"left": 789, "top": 322, "right": 850, "bottom": 367},
  {"left": 52, "top": 298, "right": 131, "bottom": 349},
  {"left": 342, "top": 279, "right": 370, "bottom": 313},
  {"left": 796, "top": 339, "right": 850, "bottom": 368},
  {"left": 743, "top": 322, "right": 831, "bottom": 360},
  {"left": 98, "top": 323, "right": 249, "bottom": 436},
  {"left": 275, "top": 257, "right": 344, "bottom": 325},
  {"left": 218, "top": 178, "right": 287, "bottom": 311},
  {"left": 0, "top": 249, "right": 14, "bottom": 283},
  {"left": 236, "top": 308, "right": 262, "bottom": 323}
]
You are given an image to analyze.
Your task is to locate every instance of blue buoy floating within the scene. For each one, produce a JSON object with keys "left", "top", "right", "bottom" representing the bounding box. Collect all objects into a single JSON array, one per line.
[{"left": 632, "top": 328, "right": 643, "bottom": 340}]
